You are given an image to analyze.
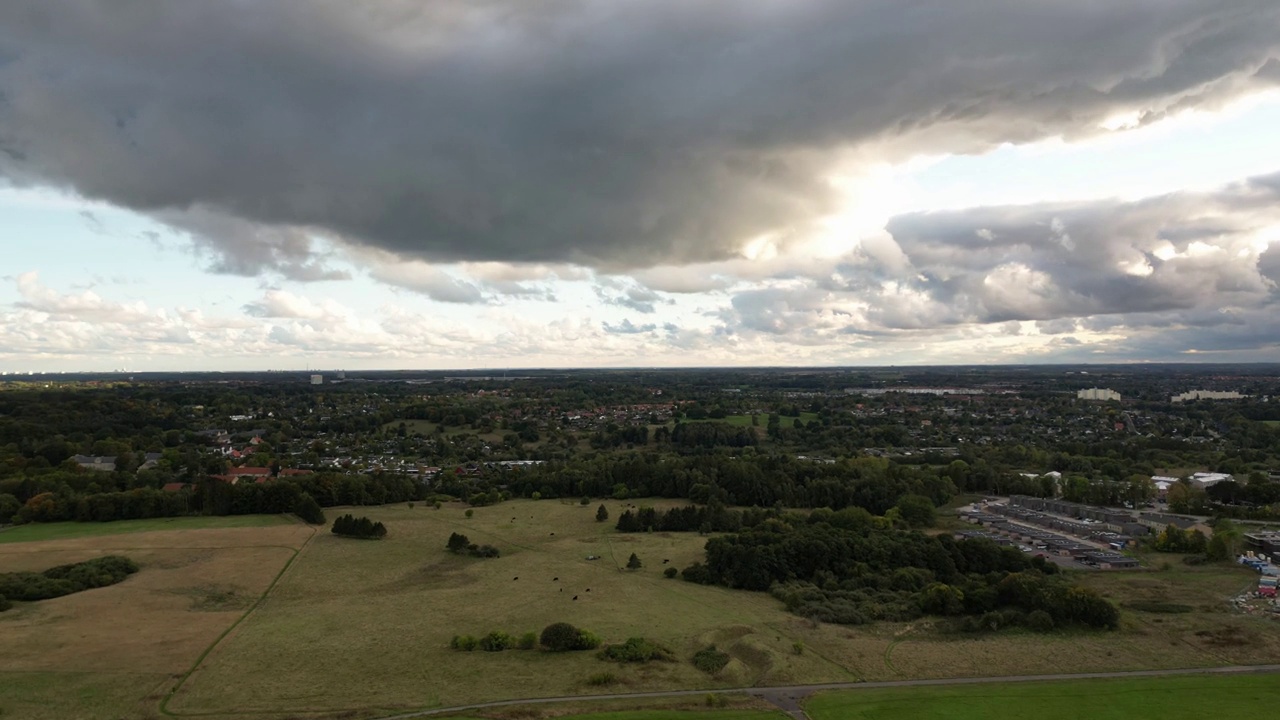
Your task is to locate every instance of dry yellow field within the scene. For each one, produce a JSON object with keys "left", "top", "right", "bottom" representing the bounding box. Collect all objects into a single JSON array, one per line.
[{"left": 0, "top": 522, "right": 314, "bottom": 720}]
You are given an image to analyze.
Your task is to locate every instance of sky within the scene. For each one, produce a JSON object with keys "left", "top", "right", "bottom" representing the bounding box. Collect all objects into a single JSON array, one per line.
[{"left": 2, "top": 1, "right": 1280, "bottom": 372}]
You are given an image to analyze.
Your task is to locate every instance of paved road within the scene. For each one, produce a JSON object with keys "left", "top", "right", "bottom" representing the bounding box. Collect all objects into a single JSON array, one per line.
[{"left": 379, "top": 663, "right": 1280, "bottom": 719}]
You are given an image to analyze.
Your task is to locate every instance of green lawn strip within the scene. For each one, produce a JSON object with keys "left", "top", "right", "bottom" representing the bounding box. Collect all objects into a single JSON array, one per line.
[
  {"left": 804, "top": 673, "right": 1280, "bottom": 720},
  {"left": 432, "top": 711, "right": 785, "bottom": 720},
  {"left": 0, "top": 515, "right": 292, "bottom": 544}
]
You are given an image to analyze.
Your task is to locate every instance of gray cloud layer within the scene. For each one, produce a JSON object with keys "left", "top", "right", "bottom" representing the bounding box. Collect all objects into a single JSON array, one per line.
[
  {"left": 716, "top": 171, "right": 1280, "bottom": 357},
  {"left": 2, "top": 1, "right": 1278, "bottom": 272}
]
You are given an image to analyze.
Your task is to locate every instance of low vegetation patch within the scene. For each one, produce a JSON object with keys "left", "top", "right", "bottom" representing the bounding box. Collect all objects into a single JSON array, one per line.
[
  {"left": 585, "top": 671, "right": 618, "bottom": 686},
  {"left": 691, "top": 645, "right": 731, "bottom": 675},
  {"left": 597, "top": 637, "right": 674, "bottom": 663},
  {"left": 1123, "top": 601, "right": 1194, "bottom": 614},
  {"left": 331, "top": 514, "right": 386, "bottom": 539},
  {"left": 0, "top": 555, "right": 139, "bottom": 607}
]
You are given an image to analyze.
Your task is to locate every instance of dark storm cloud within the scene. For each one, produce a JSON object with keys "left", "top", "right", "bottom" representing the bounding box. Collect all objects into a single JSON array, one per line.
[{"left": 1, "top": 1, "right": 1278, "bottom": 273}]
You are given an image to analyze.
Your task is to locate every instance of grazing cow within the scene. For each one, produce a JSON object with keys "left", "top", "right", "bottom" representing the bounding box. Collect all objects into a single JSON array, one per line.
[
  {"left": 553, "top": 577, "right": 559, "bottom": 581},
  {"left": 662, "top": 559, "right": 670, "bottom": 564},
  {"left": 586, "top": 588, "right": 591, "bottom": 592},
  {"left": 572, "top": 595, "right": 578, "bottom": 600},
  {"left": 550, "top": 532, "right": 555, "bottom": 536},
  {"left": 513, "top": 576, "right": 519, "bottom": 581}
]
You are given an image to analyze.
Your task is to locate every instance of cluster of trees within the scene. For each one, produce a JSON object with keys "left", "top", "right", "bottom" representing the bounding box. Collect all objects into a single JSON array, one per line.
[
  {"left": 0, "top": 555, "right": 138, "bottom": 609},
  {"left": 331, "top": 514, "right": 386, "bottom": 539},
  {"left": 1150, "top": 524, "right": 1209, "bottom": 554},
  {"left": 450, "top": 624, "right": 602, "bottom": 652},
  {"left": 669, "top": 422, "right": 758, "bottom": 449},
  {"left": 445, "top": 532, "right": 499, "bottom": 558},
  {"left": 614, "top": 503, "right": 747, "bottom": 533},
  {"left": 676, "top": 510, "right": 1117, "bottom": 631}
]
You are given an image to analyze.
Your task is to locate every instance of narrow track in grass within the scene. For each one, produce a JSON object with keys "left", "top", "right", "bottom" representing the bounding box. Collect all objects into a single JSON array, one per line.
[{"left": 157, "top": 521, "right": 319, "bottom": 718}]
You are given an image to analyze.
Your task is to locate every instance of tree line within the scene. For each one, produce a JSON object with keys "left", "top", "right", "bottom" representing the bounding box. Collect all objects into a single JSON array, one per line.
[{"left": 675, "top": 510, "right": 1118, "bottom": 631}]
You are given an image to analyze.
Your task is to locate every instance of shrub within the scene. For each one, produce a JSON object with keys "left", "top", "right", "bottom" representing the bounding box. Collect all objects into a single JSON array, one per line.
[
  {"left": 540, "top": 622, "right": 600, "bottom": 652},
  {"left": 479, "top": 631, "right": 513, "bottom": 651},
  {"left": 705, "top": 693, "right": 729, "bottom": 708},
  {"left": 0, "top": 594, "right": 11, "bottom": 612},
  {"left": 517, "top": 631, "right": 538, "bottom": 650},
  {"left": 1026, "top": 610, "right": 1056, "bottom": 631},
  {"left": 692, "top": 646, "right": 731, "bottom": 675},
  {"left": 626, "top": 553, "right": 642, "bottom": 570},
  {"left": 664, "top": 567, "right": 678, "bottom": 579},
  {"left": 598, "top": 637, "right": 673, "bottom": 663},
  {"left": 465, "top": 509, "right": 474, "bottom": 518},
  {"left": 450, "top": 635, "right": 478, "bottom": 651}
]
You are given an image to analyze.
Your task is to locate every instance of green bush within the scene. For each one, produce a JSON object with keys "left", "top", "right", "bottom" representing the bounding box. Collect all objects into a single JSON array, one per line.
[
  {"left": 479, "top": 631, "right": 513, "bottom": 651},
  {"left": 663, "top": 567, "right": 678, "bottom": 578},
  {"left": 597, "top": 637, "right": 673, "bottom": 663},
  {"left": 517, "top": 631, "right": 538, "bottom": 650},
  {"left": 0, "top": 594, "right": 11, "bottom": 612},
  {"left": 692, "top": 646, "right": 731, "bottom": 675},
  {"left": 540, "top": 622, "right": 600, "bottom": 652},
  {"left": 450, "top": 635, "right": 479, "bottom": 651}
]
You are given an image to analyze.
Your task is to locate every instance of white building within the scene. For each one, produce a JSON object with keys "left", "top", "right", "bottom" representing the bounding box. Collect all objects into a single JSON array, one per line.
[
  {"left": 310, "top": 374, "right": 323, "bottom": 385},
  {"left": 1191, "top": 472, "right": 1234, "bottom": 488},
  {"left": 1172, "top": 390, "right": 1245, "bottom": 402},
  {"left": 1077, "top": 388, "right": 1121, "bottom": 401}
]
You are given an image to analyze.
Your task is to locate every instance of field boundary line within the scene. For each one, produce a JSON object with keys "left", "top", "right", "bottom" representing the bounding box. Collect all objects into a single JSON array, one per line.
[{"left": 158, "top": 524, "right": 318, "bottom": 718}]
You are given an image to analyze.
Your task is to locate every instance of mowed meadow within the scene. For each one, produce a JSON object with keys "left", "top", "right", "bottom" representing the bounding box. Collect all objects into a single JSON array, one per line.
[
  {"left": 170, "top": 499, "right": 853, "bottom": 715},
  {"left": 4, "top": 500, "right": 1280, "bottom": 719}
]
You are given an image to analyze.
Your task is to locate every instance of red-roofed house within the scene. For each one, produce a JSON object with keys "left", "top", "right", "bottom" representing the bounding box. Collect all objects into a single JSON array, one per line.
[
  {"left": 161, "top": 482, "right": 193, "bottom": 492},
  {"left": 279, "top": 468, "right": 313, "bottom": 477}
]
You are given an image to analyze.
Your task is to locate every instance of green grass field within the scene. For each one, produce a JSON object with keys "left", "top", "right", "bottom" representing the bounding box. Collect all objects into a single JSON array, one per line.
[
  {"left": 439, "top": 710, "right": 784, "bottom": 720},
  {"left": 1262, "top": 420, "right": 1280, "bottom": 427},
  {"left": 804, "top": 673, "right": 1280, "bottom": 719},
  {"left": 0, "top": 514, "right": 293, "bottom": 544}
]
